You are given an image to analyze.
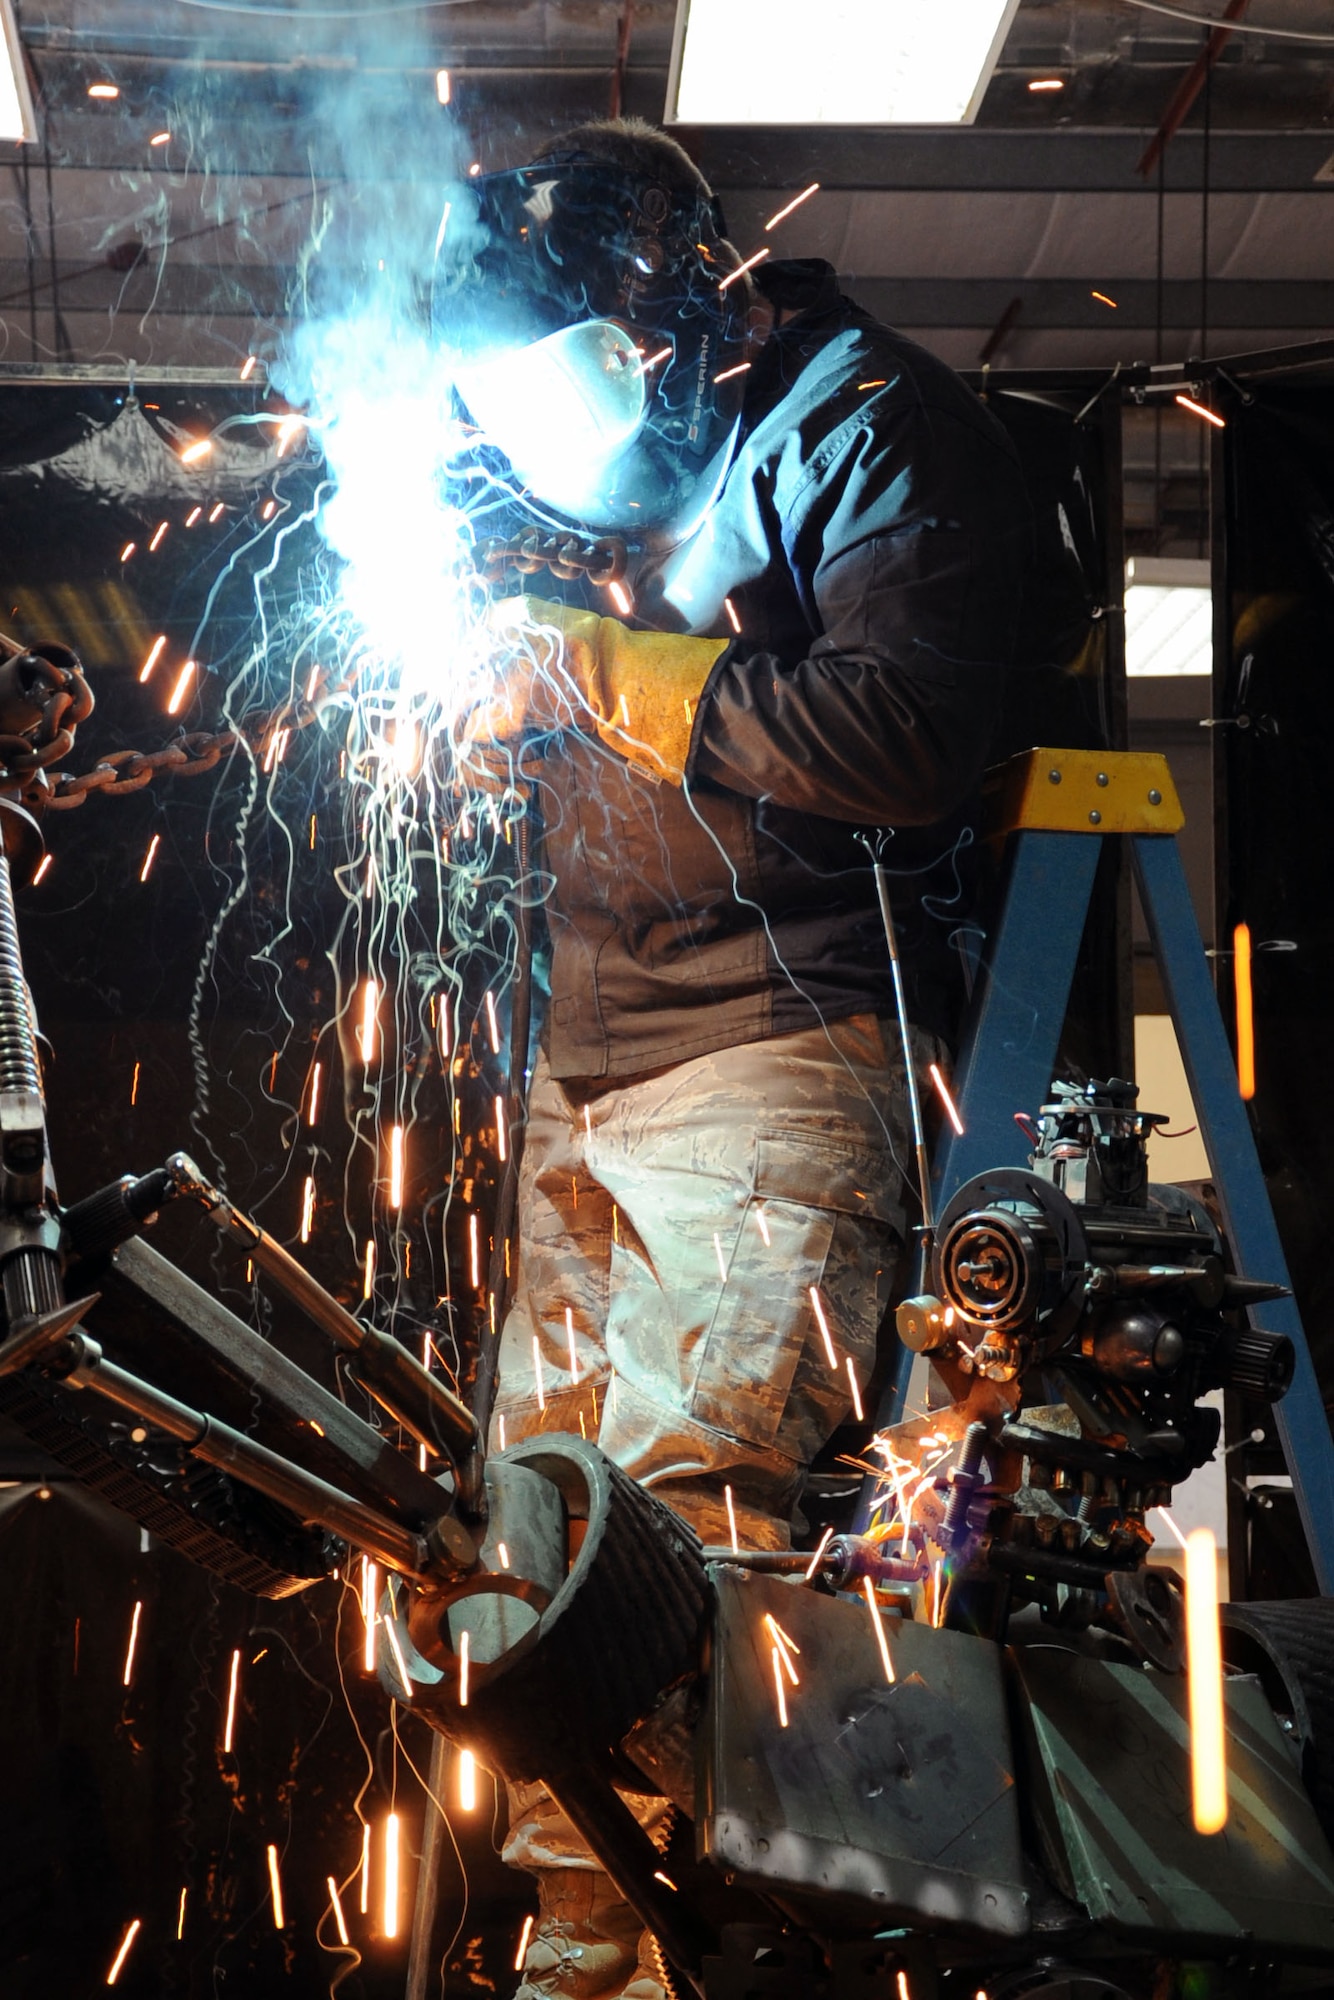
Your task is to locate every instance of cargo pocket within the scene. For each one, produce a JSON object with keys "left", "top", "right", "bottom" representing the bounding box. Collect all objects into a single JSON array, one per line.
[{"left": 686, "top": 1126, "right": 906, "bottom": 1454}]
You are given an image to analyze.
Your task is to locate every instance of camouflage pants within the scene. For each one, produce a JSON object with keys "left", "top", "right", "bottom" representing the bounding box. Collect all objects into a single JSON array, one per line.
[{"left": 490, "top": 1011, "right": 920, "bottom": 1874}]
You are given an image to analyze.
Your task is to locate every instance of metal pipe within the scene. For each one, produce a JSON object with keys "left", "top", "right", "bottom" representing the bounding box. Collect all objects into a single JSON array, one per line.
[
  {"left": 1137, "top": 0, "right": 1252, "bottom": 181},
  {"left": 64, "top": 1336, "right": 433, "bottom": 1578}
]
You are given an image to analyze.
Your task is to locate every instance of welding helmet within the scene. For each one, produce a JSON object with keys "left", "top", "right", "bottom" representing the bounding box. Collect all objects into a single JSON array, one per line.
[{"left": 431, "top": 157, "right": 752, "bottom": 543}]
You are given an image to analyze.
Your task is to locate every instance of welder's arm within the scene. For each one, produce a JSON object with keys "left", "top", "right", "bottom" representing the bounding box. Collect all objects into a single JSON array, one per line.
[{"left": 687, "top": 414, "right": 1030, "bottom": 827}]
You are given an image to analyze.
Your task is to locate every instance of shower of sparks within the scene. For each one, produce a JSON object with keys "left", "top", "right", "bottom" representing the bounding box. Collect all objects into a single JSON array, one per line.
[
  {"left": 105, "top": 1919, "right": 141, "bottom": 1985},
  {"left": 458, "top": 1748, "right": 477, "bottom": 1810},
  {"left": 388, "top": 1124, "right": 405, "bottom": 1209},
  {"left": 176, "top": 1885, "right": 188, "bottom": 1939},
  {"left": 166, "top": 660, "right": 196, "bottom": 714},
  {"left": 139, "top": 835, "right": 160, "bottom": 883},
  {"left": 863, "top": 1577, "right": 896, "bottom": 1682},
  {"left": 771, "top": 1645, "right": 789, "bottom": 1727},
  {"left": 764, "top": 182, "right": 819, "bottom": 230},
  {"left": 328, "top": 1876, "right": 350, "bottom": 1946},
  {"left": 360, "top": 1822, "right": 372, "bottom": 1914},
  {"left": 514, "top": 1915, "right": 535, "bottom": 1972},
  {"left": 362, "top": 1557, "right": 379, "bottom": 1671},
  {"left": 846, "top": 1357, "right": 864, "bottom": 1421},
  {"left": 223, "top": 1646, "right": 241, "bottom": 1751},
  {"left": 566, "top": 1305, "right": 579, "bottom": 1382},
  {"left": 1186, "top": 1527, "right": 1228, "bottom": 1833},
  {"left": 122, "top": 1600, "right": 143, "bottom": 1687},
  {"left": 267, "top": 1844, "right": 286, "bottom": 1929},
  {"left": 458, "top": 1628, "right": 471, "bottom": 1707},
  {"left": 725, "top": 1483, "right": 740, "bottom": 1554},
  {"left": 804, "top": 1525, "right": 834, "bottom": 1581},
  {"left": 928, "top": 1061, "right": 965, "bottom": 1136},
  {"left": 809, "top": 1286, "right": 837, "bottom": 1368},
  {"left": 139, "top": 634, "right": 166, "bottom": 682},
  {"left": 533, "top": 1333, "right": 546, "bottom": 1411},
  {"left": 300, "top": 1173, "right": 316, "bottom": 1242}
]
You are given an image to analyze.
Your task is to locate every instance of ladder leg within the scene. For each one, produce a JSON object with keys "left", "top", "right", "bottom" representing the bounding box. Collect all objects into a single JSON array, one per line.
[{"left": 1133, "top": 833, "right": 1334, "bottom": 1594}]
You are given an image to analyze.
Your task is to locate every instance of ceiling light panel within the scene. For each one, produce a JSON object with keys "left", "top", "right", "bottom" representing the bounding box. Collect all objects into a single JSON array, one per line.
[
  {"left": 667, "top": 0, "right": 1022, "bottom": 126},
  {"left": 0, "top": 0, "right": 36, "bottom": 144}
]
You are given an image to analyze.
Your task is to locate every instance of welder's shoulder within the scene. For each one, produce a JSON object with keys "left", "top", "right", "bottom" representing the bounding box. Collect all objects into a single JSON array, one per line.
[{"left": 808, "top": 308, "right": 1019, "bottom": 469}]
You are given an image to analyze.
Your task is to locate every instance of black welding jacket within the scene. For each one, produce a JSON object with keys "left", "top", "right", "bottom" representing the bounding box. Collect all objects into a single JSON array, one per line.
[{"left": 535, "top": 260, "right": 1031, "bottom": 1082}]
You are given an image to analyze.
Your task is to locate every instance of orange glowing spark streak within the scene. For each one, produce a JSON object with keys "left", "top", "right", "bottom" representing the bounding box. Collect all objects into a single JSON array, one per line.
[
  {"left": 151, "top": 130, "right": 171, "bottom": 145},
  {"left": 929, "top": 1062, "right": 965, "bottom": 1136},
  {"left": 1028, "top": 76, "right": 1064, "bottom": 90},
  {"left": 719, "top": 245, "right": 769, "bottom": 292},
  {"left": 764, "top": 182, "right": 819, "bottom": 231},
  {"left": 607, "top": 578, "right": 633, "bottom": 616},
  {"left": 484, "top": 989, "right": 501, "bottom": 1054},
  {"left": 359, "top": 979, "right": 378, "bottom": 1063},
  {"left": 360, "top": 1822, "right": 371, "bottom": 1913},
  {"left": 713, "top": 1231, "right": 728, "bottom": 1283},
  {"left": 809, "top": 1286, "right": 837, "bottom": 1368},
  {"left": 498, "top": 1413, "right": 507, "bottom": 1450},
  {"left": 362, "top": 1558, "right": 379, "bottom": 1671},
  {"left": 300, "top": 1174, "right": 315, "bottom": 1243},
  {"left": 362, "top": 1239, "right": 375, "bottom": 1300},
  {"left": 532, "top": 1334, "right": 546, "bottom": 1411},
  {"left": 846, "top": 1356, "right": 864, "bottom": 1422},
  {"left": 139, "top": 634, "right": 167, "bottom": 682},
  {"left": 642, "top": 344, "right": 672, "bottom": 370},
  {"left": 1091, "top": 290, "right": 1118, "bottom": 308},
  {"left": 209, "top": 501, "right": 225, "bottom": 522},
  {"left": 122, "top": 1599, "right": 142, "bottom": 1685},
  {"left": 804, "top": 1524, "right": 833, "bottom": 1581},
  {"left": 166, "top": 660, "right": 196, "bottom": 715},
  {"left": 267, "top": 1844, "right": 286, "bottom": 1928},
  {"left": 389, "top": 1125, "right": 404, "bottom": 1210},
  {"left": 1153, "top": 1504, "right": 1188, "bottom": 1549},
  {"left": 764, "top": 1612, "right": 801, "bottom": 1682},
  {"left": 723, "top": 596, "right": 742, "bottom": 635},
  {"left": 435, "top": 67, "right": 452, "bottom": 103},
  {"left": 459, "top": 1748, "right": 477, "bottom": 1810},
  {"left": 106, "top": 1918, "right": 141, "bottom": 1984},
  {"left": 897, "top": 1974, "right": 912, "bottom": 2000},
  {"left": 384, "top": 1819, "right": 401, "bottom": 1941},
  {"left": 180, "top": 438, "right": 212, "bottom": 464},
  {"left": 653, "top": 1870, "right": 677, "bottom": 1890},
  {"left": 328, "top": 1876, "right": 350, "bottom": 1946},
  {"left": 120, "top": 541, "right": 136, "bottom": 562},
  {"left": 1175, "top": 393, "right": 1225, "bottom": 429},
  {"left": 88, "top": 81, "right": 119, "bottom": 98},
  {"left": 458, "top": 1629, "right": 471, "bottom": 1707},
  {"left": 498, "top": 1541, "right": 511, "bottom": 1568},
  {"left": 566, "top": 1306, "right": 579, "bottom": 1382},
  {"left": 240, "top": 355, "right": 257, "bottom": 380},
  {"left": 469, "top": 1211, "right": 481, "bottom": 1290},
  {"left": 32, "top": 854, "right": 52, "bottom": 885},
  {"left": 384, "top": 1610, "right": 413, "bottom": 1696},
  {"left": 725, "top": 1483, "right": 739, "bottom": 1553},
  {"left": 223, "top": 1646, "right": 241, "bottom": 1751},
  {"left": 274, "top": 414, "right": 304, "bottom": 456},
  {"left": 149, "top": 520, "right": 169, "bottom": 551},
  {"left": 177, "top": 1885, "right": 188, "bottom": 1939},
  {"left": 713, "top": 361, "right": 751, "bottom": 384},
  {"left": 495, "top": 1094, "right": 508, "bottom": 1163},
  {"left": 1234, "top": 921, "right": 1255, "bottom": 1098},
  {"left": 306, "top": 1062, "right": 322, "bottom": 1125},
  {"left": 771, "top": 1645, "right": 789, "bottom": 1727},
  {"left": 514, "top": 1915, "right": 535, "bottom": 1972},
  {"left": 1186, "top": 1526, "right": 1228, "bottom": 1833},
  {"left": 185, "top": 506, "right": 202, "bottom": 527},
  {"left": 863, "top": 1577, "right": 895, "bottom": 1682}
]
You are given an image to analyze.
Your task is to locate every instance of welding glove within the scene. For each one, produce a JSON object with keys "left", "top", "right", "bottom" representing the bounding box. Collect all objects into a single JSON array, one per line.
[{"left": 462, "top": 595, "right": 729, "bottom": 786}]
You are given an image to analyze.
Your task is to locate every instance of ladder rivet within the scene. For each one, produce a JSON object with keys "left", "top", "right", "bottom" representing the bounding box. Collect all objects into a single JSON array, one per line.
[
  {"left": 1148, "top": 788, "right": 1162, "bottom": 805},
  {"left": 1088, "top": 809, "right": 1102, "bottom": 824},
  {"left": 1048, "top": 768, "right": 1062, "bottom": 784},
  {"left": 1096, "top": 771, "right": 1109, "bottom": 786}
]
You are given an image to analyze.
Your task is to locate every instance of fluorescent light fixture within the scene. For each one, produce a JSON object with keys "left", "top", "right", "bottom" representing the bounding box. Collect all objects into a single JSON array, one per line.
[
  {"left": 667, "top": 0, "right": 1022, "bottom": 125},
  {"left": 1125, "top": 557, "right": 1212, "bottom": 677},
  {"left": 0, "top": 0, "right": 37, "bottom": 144}
]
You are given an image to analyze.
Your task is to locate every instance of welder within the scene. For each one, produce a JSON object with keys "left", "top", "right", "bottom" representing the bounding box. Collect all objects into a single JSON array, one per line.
[{"left": 436, "top": 117, "right": 1030, "bottom": 2000}]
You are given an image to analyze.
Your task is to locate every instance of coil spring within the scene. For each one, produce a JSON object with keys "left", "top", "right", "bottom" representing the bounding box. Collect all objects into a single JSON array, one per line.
[{"left": 0, "top": 858, "right": 41, "bottom": 1100}]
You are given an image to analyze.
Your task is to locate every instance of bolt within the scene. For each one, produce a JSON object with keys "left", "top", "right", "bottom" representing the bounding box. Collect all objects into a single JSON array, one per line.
[
  {"left": 1148, "top": 788, "right": 1162, "bottom": 805},
  {"left": 1048, "top": 768, "right": 1062, "bottom": 784},
  {"left": 1096, "top": 771, "right": 1109, "bottom": 787},
  {"left": 1089, "top": 809, "right": 1102, "bottom": 824}
]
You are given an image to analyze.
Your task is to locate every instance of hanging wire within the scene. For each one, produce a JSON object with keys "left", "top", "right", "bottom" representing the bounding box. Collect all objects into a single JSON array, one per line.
[{"left": 1121, "top": 0, "right": 1334, "bottom": 41}]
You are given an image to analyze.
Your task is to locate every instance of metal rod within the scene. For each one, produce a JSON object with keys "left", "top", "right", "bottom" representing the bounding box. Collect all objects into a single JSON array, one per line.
[
  {"left": 405, "top": 1733, "right": 452, "bottom": 2000},
  {"left": 65, "top": 1338, "right": 433, "bottom": 1578},
  {"left": 865, "top": 846, "right": 934, "bottom": 1237}
]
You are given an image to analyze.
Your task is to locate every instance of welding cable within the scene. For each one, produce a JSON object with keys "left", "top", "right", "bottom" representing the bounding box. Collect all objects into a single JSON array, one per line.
[{"left": 1119, "top": 0, "right": 1334, "bottom": 40}]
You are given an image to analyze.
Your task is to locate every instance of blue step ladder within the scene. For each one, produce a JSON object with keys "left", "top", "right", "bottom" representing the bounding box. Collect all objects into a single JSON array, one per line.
[{"left": 866, "top": 746, "right": 1334, "bottom": 1593}]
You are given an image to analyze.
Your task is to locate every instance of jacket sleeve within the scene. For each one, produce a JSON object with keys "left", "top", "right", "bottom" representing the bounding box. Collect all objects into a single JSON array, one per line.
[{"left": 686, "top": 402, "right": 1030, "bottom": 827}]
